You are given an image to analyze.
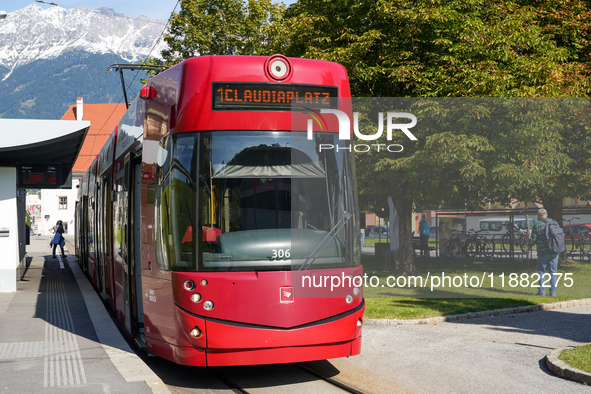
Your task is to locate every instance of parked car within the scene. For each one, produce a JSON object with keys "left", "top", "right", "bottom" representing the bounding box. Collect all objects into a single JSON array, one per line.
[
  {"left": 366, "top": 225, "right": 389, "bottom": 238},
  {"left": 430, "top": 226, "right": 438, "bottom": 238},
  {"left": 563, "top": 224, "right": 591, "bottom": 240},
  {"left": 478, "top": 218, "right": 534, "bottom": 235}
]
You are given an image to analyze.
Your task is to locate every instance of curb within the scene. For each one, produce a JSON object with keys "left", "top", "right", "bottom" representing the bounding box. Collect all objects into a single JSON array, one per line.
[
  {"left": 546, "top": 347, "right": 591, "bottom": 385},
  {"left": 364, "top": 298, "right": 591, "bottom": 326}
]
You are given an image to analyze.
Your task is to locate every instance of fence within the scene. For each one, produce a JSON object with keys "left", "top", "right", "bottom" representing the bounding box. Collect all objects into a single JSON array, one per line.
[{"left": 433, "top": 207, "right": 591, "bottom": 261}]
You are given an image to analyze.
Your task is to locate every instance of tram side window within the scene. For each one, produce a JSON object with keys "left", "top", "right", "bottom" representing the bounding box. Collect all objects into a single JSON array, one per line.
[
  {"left": 155, "top": 138, "right": 171, "bottom": 271},
  {"left": 147, "top": 183, "right": 155, "bottom": 205},
  {"left": 199, "top": 135, "right": 218, "bottom": 255},
  {"left": 155, "top": 135, "right": 198, "bottom": 271}
]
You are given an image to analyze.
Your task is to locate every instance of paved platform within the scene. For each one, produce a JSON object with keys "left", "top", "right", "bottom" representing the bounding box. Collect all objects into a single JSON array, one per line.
[{"left": 0, "top": 236, "right": 168, "bottom": 393}]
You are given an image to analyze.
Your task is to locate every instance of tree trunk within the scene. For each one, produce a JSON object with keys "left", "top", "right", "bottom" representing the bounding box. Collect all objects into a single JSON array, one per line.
[
  {"left": 543, "top": 196, "right": 563, "bottom": 227},
  {"left": 391, "top": 186, "right": 416, "bottom": 276}
]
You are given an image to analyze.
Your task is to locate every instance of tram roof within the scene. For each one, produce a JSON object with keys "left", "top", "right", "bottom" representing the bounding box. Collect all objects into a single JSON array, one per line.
[
  {"left": 143, "top": 55, "right": 351, "bottom": 136},
  {"left": 0, "top": 119, "right": 90, "bottom": 168}
]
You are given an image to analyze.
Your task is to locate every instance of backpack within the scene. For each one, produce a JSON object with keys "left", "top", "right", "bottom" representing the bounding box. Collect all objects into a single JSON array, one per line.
[{"left": 543, "top": 219, "right": 566, "bottom": 253}]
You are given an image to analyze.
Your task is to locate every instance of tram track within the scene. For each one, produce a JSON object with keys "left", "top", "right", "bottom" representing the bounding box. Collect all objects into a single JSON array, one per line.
[
  {"left": 295, "top": 362, "right": 367, "bottom": 394},
  {"left": 208, "top": 369, "right": 250, "bottom": 394},
  {"left": 207, "top": 362, "right": 368, "bottom": 394}
]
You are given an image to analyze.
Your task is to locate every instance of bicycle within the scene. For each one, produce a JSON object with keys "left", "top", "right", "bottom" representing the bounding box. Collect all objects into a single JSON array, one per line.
[
  {"left": 579, "top": 231, "right": 591, "bottom": 256},
  {"left": 563, "top": 217, "right": 582, "bottom": 255},
  {"left": 499, "top": 223, "right": 528, "bottom": 254},
  {"left": 464, "top": 229, "right": 478, "bottom": 259},
  {"left": 445, "top": 230, "right": 468, "bottom": 259},
  {"left": 465, "top": 229, "right": 495, "bottom": 259}
]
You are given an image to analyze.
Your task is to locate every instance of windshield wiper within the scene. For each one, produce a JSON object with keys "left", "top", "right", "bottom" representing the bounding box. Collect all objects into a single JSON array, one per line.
[{"left": 298, "top": 211, "right": 352, "bottom": 271}]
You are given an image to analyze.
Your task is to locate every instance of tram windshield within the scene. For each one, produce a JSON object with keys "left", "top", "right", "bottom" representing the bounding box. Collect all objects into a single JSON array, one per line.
[{"left": 155, "top": 131, "right": 359, "bottom": 272}]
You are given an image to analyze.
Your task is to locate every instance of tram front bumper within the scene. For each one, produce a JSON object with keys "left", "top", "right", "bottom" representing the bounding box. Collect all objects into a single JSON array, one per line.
[{"left": 173, "top": 300, "right": 364, "bottom": 366}]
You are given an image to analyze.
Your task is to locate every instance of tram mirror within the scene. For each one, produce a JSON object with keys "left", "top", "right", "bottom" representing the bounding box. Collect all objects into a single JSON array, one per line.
[{"left": 156, "top": 145, "right": 168, "bottom": 167}]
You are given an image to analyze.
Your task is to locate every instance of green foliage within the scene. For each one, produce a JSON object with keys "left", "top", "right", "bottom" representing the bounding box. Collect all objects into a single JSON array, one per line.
[
  {"left": 269, "top": 0, "right": 591, "bottom": 97},
  {"left": 266, "top": 0, "right": 591, "bottom": 216},
  {"left": 154, "top": 0, "right": 591, "bottom": 274},
  {"left": 489, "top": 98, "right": 591, "bottom": 205},
  {"left": 147, "top": 0, "right": 285, "bottom": 74}
]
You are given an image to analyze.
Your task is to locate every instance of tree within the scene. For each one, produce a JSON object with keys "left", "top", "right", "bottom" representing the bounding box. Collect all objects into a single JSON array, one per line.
[
  {"left": 145, "top": 0, "right": 284, "bottom": 72},
  {"left": 268, "top": 0, "right": 591, "bottom": 274},
  {"left": 152, "top": 0, "right": 591, "bottom": 272},
  {"left": 490, "top": 98, "right": 591, "bottom": 232}
]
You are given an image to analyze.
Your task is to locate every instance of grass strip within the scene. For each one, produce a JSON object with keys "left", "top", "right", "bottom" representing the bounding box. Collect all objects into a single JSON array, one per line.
[
  {"left": 361, "top": 253, "right": 590, "bottom": 319},
  {"left": 364, "top": 297, "right": 556, "bottom": 320},
  {"left": 559, "top": 344, "right": 591, "bottom": 374}
]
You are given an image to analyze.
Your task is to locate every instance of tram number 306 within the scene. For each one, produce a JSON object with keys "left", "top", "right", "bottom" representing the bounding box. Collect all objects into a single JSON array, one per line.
[{"left": 271, "top": 249, "right": 290, "bottom": 260}]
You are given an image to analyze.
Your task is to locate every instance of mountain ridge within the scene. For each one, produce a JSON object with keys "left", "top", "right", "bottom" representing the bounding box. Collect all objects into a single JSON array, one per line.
[
  {"left": 0, "top": 3, "right": 167, "bottom": 79},
  {"left": 0, "top": 3, "right": 168, "bottom": 119}
]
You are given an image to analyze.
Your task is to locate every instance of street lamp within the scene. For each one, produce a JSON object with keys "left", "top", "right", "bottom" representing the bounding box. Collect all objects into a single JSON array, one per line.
[{"left": 0, "top": 11, "right": 7, "bottom": 20}]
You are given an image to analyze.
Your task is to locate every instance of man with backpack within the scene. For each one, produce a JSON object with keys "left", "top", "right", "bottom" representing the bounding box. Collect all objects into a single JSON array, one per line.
[{"left": 528, "top": 208, "right": 565, "bottom": 297}]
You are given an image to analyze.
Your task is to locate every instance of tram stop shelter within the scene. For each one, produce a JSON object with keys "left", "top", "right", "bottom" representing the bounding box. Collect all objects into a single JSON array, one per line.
[{"left": 0, "top": 119, "right": 90, "bottom": 292}]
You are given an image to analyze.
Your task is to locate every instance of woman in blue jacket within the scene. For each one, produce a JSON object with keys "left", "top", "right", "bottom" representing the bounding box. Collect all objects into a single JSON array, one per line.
[{"left": 50, "top": 220, "right": 65, "bottom": 258}]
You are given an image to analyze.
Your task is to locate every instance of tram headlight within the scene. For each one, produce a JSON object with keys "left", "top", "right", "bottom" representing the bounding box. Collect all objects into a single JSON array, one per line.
[
  {"left": 201, "top": 279, "right": 208, "bottom": 286},
  {"left": 203, "top": 300, "right": 214, "bottom": 310},
  {"left": 353, "top": 286, "right": 360, "bottom": 296},
  {"left": 345, "top": 294, "right": 353, "bottom": 304},
  {"left": 191, "top": 293, "right": 202, "bottom": 303},
  {"left": 183, "top": 280, "right": 195, "bottom": 291},
  {"left": 190, "top": 327, "right": 203, "bottom": 338},
  {"left": 357, "top": 319, "right": 363, "bottom": 328}
]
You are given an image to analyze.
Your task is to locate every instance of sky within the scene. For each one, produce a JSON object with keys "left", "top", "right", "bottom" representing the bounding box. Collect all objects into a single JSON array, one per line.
[
  {"left": 2, "top": 0, "right": 297, "bottom": 21},
  {"left": 2, "top": 0, "right": 182, "bottom": 21}
]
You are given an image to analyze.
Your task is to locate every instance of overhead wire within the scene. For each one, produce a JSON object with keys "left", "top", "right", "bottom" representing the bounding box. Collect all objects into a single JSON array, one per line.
[{"left": 121, "top": 0, "right": 180, "bottom": 98}]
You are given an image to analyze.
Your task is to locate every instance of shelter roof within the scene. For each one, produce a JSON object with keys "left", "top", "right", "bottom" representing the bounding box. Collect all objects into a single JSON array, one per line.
[{"left": 0, "top": 119, "right": 90, "bottom": 168}]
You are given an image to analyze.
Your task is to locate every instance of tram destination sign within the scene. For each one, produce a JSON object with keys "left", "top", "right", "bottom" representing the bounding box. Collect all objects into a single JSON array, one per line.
[
  {"left": 17, "top": 163, "right": 71, "bottom": 189},
  {"left": 212, "top": 82, "right": 338, "bottom": 111}
]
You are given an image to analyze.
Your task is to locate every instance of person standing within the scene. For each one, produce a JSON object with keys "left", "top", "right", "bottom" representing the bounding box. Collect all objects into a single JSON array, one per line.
[
  {"left": 528, "top": 209, "right": 560, "bottom": 297},
  {"left": 50, "top": 220, "right": 66, "bottom": 258},
  {"left": 360, "top": 228, "right": 365, "bottom": 249},
  {"left": 419, "top": 214, "right": 431, "bottom": 257}
]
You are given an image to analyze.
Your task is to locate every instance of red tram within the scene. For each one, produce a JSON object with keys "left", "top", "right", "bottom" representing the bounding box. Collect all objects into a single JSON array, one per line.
[{"left": 75, "top": 55, "right": 364, "bottom": 366}]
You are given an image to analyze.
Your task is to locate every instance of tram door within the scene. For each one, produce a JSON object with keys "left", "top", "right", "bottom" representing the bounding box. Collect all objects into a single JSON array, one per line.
[
  {"left": 88, "top": 195, "right": 96, "bottom": 279},
  {"left": 113, "top": 154, "right": 136, "bottom": 335},
  {"left": 132, "top": 160, "right": 144, "bottom": 336},
  {"left": 78, "top": 198, "right": 88, "bottom": 272},
  {"left": 99, "top": 178, "right": 112, "bottom": 302}
]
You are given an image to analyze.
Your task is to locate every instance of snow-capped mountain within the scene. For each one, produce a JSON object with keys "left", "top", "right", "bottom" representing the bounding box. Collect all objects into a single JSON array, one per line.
[{"left": 0, "top": 4, "right": 168, "bottom": 79}]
